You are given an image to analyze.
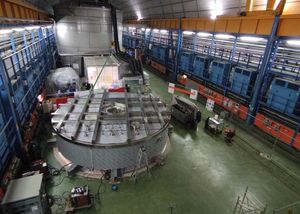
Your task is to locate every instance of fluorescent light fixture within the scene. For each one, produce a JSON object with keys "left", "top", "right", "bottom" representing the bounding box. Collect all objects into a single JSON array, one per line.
[
  {"left": 137, "top": 11, "right": 142, "bottom": 21},
  {"left": 141, "top": 28, "right": 145, "bottom": 31},
  {"left": 25, "top": 26, "right": 40, "bottom": 30},
  {"left": 160, "top": 29, "right": 168, "bottom": 34},
  {"left": 210, "top": 1, "right": 223, "bottom": 20},
  {"left": 153, "top": 29, "right": 159, "bottom": 32},
  {"left": 0, "top": 29, "right": 12, "bottom": 34},
  {"left": 287, "top": 40, "right": 300, "bottom": 46},
  {"left": 183, "top": 31, "right": 195, "bottom": 35},
  {"left": 197, "top": 32, "right": 212, "bottom": 37},
  {"left": 210, "top": 14, "right": 217, "bottom": 20},
  {"left": 56, "top": 24, "right": 67, "bottom": 37},
  {"left": 240, "top": 36, "right": 265, "bottom": 42},
  {"left": 12, "top": 28, "right": 25, "bottom": 32},
  {"left": 215, "top": 34, "right": 235, "bottom": 39},
  {"left": 146, "top": 28, "right": 151, "bottom": 32}
]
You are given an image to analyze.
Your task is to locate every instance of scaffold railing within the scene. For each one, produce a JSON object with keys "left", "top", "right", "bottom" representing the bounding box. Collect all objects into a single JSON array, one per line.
[{"left": 233, "top": 187, "right": 267, "bottom": 214}]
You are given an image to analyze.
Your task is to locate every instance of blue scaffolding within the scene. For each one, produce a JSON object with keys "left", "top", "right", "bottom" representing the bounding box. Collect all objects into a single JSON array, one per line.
[{"left": 0, "top": 25, "right": 57, "bottom": 176}]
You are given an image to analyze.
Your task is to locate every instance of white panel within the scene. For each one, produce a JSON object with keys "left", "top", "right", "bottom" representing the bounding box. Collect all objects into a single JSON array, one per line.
[
  {"left": 190, "top": 89, "right": 198, "bottom": 100},
  {"left": 186, "top": 11, "right": 199, "bottom": 17},
  {"left": 172, "top": 3, "right": 183, "bottom": 13},
  {"left": 184, "top": 0, "right": 198, "bottom": 11},
  {"left": 164, "top": 13, "right": 174, "bottom": 18},
  {"left": 163, "top": 5, "right": 173, "bottom": 13},
  {"left": 173, "top": 12, "right": 185, "bottom": 17}
]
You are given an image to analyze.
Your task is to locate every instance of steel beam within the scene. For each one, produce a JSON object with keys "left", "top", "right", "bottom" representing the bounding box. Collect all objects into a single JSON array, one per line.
[{"left": 247, "top": 15, "right": 281, "bottom": 124}]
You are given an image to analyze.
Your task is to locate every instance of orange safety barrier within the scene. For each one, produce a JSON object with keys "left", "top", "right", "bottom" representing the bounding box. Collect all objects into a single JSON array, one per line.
[
  {"left": 254, "top": 113, "right": 295, "bottom": 146},
  {"left": 168, "top": 85, "right": 195, "bottom": 96}
]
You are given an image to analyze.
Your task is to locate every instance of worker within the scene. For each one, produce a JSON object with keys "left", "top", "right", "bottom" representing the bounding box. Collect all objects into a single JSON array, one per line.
[
  {"left": 83, "top": 81, "right": 91, "bottom": 90},
  {"left": 224, "top": 128, "right": 235, "bottom": 143},
  {"left": 204, "top": 117, "right": 209, "bottom": 130}
]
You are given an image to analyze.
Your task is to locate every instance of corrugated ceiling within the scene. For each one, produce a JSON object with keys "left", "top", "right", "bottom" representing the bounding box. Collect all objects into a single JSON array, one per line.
[
  {"left": 27, "top": 0, "right": 288, "bottom": 20},
  {"left": 110, "top": 0, "right": 248, "bottom": 20}
]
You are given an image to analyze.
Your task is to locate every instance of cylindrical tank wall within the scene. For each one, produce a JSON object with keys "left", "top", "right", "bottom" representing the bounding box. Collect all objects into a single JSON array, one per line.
[
  {"left": 56, "top": 129, "right": 168, "bottom": 172},
  {"left": 55, "top": 6, "right": 112, "bottom": 55}
]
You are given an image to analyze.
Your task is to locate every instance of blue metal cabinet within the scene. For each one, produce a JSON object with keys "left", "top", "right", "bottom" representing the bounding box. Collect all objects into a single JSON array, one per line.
[
  {"left": 193, "top": 55, "right": 211, "bottom": 78},
  {"left": 151, "top": 45, "right": 168, "bottom": 64},
  {"left": 122, "top": 35, "right": 129, "bottom": 47},
  {"left": 179, "top": 51, "right": 194, "bottom": 73},
  {"left": 209, "top": 61, "right": 232, "bottom": 87},
  {"left": 231, "top": 67, "right": 258, "bottom": 97},
  {"left": 266, "top": 78, "right": 300, "bottom": 116}
]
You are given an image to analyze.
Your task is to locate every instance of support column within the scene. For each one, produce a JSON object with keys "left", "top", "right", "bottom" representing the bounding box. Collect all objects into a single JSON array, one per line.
[
  {"left": 174, "top": 18, "right": 182, "bottom": 81},
  {"left": 247, "top": 15, "right": 280, "bottom": 124},
  {"left": 246, "top": 0, "right": 253, "bottom": 11}
]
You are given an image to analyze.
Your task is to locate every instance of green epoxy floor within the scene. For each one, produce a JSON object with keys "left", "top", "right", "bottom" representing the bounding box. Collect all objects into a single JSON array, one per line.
[{"left": 45, "top": 69, "right": 300, "bottom": 214}]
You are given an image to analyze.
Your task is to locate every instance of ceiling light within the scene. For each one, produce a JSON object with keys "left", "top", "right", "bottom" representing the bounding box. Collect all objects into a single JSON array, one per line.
[
  {"left": 160, "top": 29, "right": 168, "bottom": 34},
  {"left": 197, "top": 32, "right": 212, "bottom": 37},
  {"left": 0, "top": 29, "right": 12, "bottom": 34},
  {"left": 240, "top": 36, "right": 265, "bottom": 42},
  {"left": 25, "top": 26, "right": 40, "bottom": 30},
  {"left": 141, "top": 28, "right": 145, "bottom": 31},
  {"left": 137, "top": 11, "right": 142, "bottom": 21},
  {"left": 287, "top": 40, "right": 300, "bottom": 46},
  {"left": 146, "top": 28, "right": 151, "bottom": 32},
  {"left": 12, "top": 28, "right": 25, "bottom": 32},
  {"left": 215, "top": 34, "right": 235, "bottom": 39},
  {"left": 183, "top": 31, "right": 195, "bottom": 35},
  {"left": 56, "top": 24, "right": 67, "bottom": 37},
  {"left": 210, "top": 0, "right": 223, "bottom": 20},
  {"left": 153, "top": 29, "right": 159, "bottom": 33},
  {"left": 210, "top": 14, "right": 217, "bottom": 20}
]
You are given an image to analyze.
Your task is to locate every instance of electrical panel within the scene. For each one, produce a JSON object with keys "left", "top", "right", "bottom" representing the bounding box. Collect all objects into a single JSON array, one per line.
[
  {"left": 1, "top": 174, "right": 50, "bottom": 214},
  {"left": 209, "top": 61, "right": 232, "bottom": 87},
  {"left": 193, "top": 55, "right": 211, "bottom": 78},
  {"left": 230, "top": 67, "right": 258, "bottom": 97},
  {"left": 179, "top": 51, "right": 194, "bottom": 72},
  {"left": 266, "top": 78, "right": 300, "bottom": 116},
  {"left": 151, "top": 45, "right": 167, "bottom": 63}
]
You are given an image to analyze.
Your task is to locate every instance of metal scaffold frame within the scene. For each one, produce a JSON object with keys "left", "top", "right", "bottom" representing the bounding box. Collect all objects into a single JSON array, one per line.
[{"left": 233, "top": 187, "right": 267, "bottom": 214}]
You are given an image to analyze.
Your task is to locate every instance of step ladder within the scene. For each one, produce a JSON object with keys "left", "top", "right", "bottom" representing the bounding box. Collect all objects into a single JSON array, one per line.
[{"left": 131, "top": 146, "right": 150, "bottom": 182}]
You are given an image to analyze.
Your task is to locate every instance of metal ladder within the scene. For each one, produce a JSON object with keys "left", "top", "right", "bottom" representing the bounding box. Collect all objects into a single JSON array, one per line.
[{"left": 131, "top": 146, "right": 150, "bottom": 182}]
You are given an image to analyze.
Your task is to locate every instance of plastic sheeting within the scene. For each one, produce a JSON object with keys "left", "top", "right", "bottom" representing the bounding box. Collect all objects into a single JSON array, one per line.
[{"left": 46, "top": 67, "right": 80, "bottom": 95}]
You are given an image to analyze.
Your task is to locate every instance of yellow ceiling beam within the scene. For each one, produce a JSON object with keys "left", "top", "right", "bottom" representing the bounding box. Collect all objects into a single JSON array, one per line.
[
  {"left": 275, "top": 0, "right": 286, "bottom": 15},
  {"left": 267, "top": 0, "right": 276, "bottom": 10},
  {"left": 7, "top": 0, "right": 48, "bottom": 15},
  {"left": 246, "top": 0, "right": 253, "bottom": 12}
]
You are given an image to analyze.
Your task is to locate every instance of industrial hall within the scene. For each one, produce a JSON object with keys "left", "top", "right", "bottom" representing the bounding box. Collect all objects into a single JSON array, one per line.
[{"left": 0, "top": 0, "right": 299, "bottom": 213}]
